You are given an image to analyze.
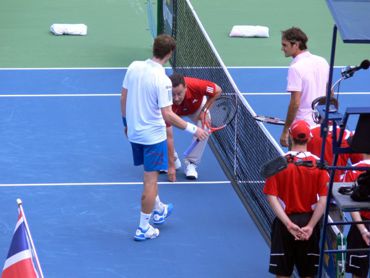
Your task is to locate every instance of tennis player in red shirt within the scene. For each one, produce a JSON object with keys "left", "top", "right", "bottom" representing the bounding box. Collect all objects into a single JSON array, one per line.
[
  {"left": 166, "top": 73, "right": 222, "bottom": 180},
  {"left": 264, "top": 120, "right": 328, "bottom": 277},
  {"left": 343, "top": 153, "right": 370, "bottom": 278}
]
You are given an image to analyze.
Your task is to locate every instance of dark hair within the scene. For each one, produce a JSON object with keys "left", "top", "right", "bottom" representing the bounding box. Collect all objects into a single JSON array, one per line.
[
  {"left": 169, "top": 72, "right": 185, "bottom": 87},
  {"left": 292, "top": 138, "right": 309, "bottom": 145},
  {"left": 281, "top": 27, "right": 308, "bottom": 50},
  {"left": 153, "top": 34, "right": 176, "bottom": 59}
]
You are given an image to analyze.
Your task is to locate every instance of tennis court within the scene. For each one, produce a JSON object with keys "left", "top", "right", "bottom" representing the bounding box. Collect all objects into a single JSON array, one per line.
[
  {"left": 0, "top": 67, "right": 270, "bottom": 277},
  {"left": 1, "top": 0, "right": 370, "bottom": 277}
]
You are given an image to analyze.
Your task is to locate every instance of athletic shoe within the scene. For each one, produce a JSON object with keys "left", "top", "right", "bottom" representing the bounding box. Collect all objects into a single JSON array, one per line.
[
  {"left": 152, "top": 203, "right": 174, "bottom": 225},
  {"left": 134, "top": 225, "right": 160, "bottom": 241},
  {"left": 174, "top": 157, "right": 182, "bottom": 170},
  {"left": 185, "top": 163, "right": 198, "bottom": 179}
]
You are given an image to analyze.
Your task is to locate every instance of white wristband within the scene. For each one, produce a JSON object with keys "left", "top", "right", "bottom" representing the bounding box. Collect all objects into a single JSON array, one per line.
[{"left": 185, "top": 122, "right": 197, "bottom": 134}]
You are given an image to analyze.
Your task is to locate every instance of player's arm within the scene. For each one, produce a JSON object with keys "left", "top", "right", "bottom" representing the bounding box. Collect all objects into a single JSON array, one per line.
[
  {"left": 166, "top": 125, "right": 176, "bottom": 182},
  {"left": 266, "top": 194, "right": 303, "bottom": 240},
  {"left": 198, "top": 84, "right": 222, "bottom": 121},
  {"left": 161, "top": 105, "right": 208, "bottom": 140},
  {"left": 351, "top": 211, "right": 370, "bottom": 246},
  {"left": 120, "top": 88, "right": 128, "bottom": 135},
  {"left": 201, "top": 84, "right": 222, "bottom": 111},
  {"left": 280, "top": 91, "right": 300, "bottom": 147}
]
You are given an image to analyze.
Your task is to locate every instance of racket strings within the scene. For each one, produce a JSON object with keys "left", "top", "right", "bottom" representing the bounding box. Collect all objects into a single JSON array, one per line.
[{"left": 208, "top": 98, "right": 237, "bottom": 128}]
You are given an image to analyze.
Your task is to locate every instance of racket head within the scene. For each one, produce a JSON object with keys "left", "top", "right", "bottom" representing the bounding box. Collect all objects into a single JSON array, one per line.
[
  {"left": 203, "top": 96, "right": 237, "bottom": 132},
  {"left": 254, "top": 115, "right": 285, "bottom": 126}
]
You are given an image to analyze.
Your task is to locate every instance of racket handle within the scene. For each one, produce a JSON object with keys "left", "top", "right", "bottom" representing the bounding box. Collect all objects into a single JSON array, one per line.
[{"left": 183, "top": 139, "right": 199, "bottom": 157}]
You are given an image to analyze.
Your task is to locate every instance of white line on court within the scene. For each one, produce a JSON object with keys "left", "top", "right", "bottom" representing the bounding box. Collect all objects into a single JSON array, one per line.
[
  {"left": 228, "top": 66, "right": 347, "bottom": 69},
  {"left": 242, "top": 92, "right": 370, "bottom": 96},
  {"left": 0, "top": 93, "right": 120, "bottom": 98},
  {"left": 0, "top": 66, "right": 349, "bottom": 70},
  {"left": 0, "top": 67, "right": 127, "bottom": 70},
  {"left": 0, "top": 181, "right": 230, "bottom": 187},
  {"left": 1, "top": 92, "right": 369, "bottom": 98}
]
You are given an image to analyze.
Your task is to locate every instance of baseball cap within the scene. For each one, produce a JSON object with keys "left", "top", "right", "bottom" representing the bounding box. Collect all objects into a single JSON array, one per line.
[{"left": 289, "top": 120, "right": 311, "bottom": 141}]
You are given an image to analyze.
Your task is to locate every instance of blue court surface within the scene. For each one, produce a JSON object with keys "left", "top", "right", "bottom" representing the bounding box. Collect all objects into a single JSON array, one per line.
[{"left": 0, "top": 67, "right": 369, "bottom": 277}]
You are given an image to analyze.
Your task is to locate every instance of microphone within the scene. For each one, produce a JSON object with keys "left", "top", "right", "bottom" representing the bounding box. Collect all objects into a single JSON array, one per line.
[{"left": 341, "top": 59, "right": 370, "bottom": 79}]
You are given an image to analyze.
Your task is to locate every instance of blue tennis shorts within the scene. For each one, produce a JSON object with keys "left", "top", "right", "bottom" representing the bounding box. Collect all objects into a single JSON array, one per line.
[{"left": 130, "top": 140, "right": 168, "bottom": 172}]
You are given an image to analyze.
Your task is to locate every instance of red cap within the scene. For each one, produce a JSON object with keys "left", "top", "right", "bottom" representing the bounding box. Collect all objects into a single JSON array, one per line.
[{"left": 289, "top": 120, "right": 311, "bottom": 141}]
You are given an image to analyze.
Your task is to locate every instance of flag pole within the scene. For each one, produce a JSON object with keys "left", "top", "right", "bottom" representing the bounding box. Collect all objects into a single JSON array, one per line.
[{"left": 16, "top": 198, "right": 44, "bottom": 278}]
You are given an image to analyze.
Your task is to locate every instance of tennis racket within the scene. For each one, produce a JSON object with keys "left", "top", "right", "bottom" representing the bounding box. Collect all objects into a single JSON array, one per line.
[
  {"left": 183, "top": 96, "right": 237, "bottom": 156},
  {"left": 254, "top": 115, "right": 285, "bottom": 125}
]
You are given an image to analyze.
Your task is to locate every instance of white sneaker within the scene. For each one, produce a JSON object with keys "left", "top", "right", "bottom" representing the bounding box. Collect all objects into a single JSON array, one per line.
[
  {"left": 174, "top": 157, "right": 182, "bottom": 170},
  {"left": 174, "top": 152, "right": 182, "bottom": 170},
  {"left": 134, "top": 224, "right": 160, "bottom": 241},
  {"left": 185, "top": 163, "right": 198, "bottom": 180},
  {"left": 152, "top": 203, "right": 174, "bottom": 224}
]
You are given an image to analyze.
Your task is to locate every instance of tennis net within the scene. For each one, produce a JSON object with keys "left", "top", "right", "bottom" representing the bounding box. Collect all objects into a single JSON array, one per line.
[
  {"left": 158, "top": 0, "right": 282, "bottom": 244},
  {"left": 157, "top": 1, "right": 342, "bottom": 276}
]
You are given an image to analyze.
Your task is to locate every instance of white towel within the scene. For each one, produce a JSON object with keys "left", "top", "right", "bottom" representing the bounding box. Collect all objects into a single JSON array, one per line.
[
  {"left": 50, "top": 24, "right": 88, "bottom": 36},
  {"left": 229, "top": 25, "right": 269, "bottom": 38}
]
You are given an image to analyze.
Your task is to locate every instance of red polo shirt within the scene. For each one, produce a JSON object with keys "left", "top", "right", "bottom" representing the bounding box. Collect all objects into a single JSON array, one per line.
[
  {"left": 264, "top": 152, "right": 328, "bottom": 214},
  {"left": 172, "top": 77, "right": 217, "bottom": 116}
]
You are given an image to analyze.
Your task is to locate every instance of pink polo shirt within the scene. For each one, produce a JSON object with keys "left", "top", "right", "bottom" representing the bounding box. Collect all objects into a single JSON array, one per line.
[{"left": 287, "top": 51, "right": 329, "bottom": 126}]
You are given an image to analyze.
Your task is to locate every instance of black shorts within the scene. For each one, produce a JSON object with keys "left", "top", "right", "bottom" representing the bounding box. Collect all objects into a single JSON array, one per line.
[
  {"left": 345, "top": 222, "right": 370, "bottom": 277},
  {"left": 269, "top": 213, "right": 321, "bottom": 277}
]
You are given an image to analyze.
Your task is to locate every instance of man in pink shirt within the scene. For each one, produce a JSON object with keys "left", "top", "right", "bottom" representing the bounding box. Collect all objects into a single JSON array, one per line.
[{"left": 280, "top": 27, "right": 330, "bottom": 147}]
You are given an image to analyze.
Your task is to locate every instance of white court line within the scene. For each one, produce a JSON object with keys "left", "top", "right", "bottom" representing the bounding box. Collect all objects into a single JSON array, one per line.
[
  {"left": 0, "top": 93, "right": 120, "bottom": 98},
  {"left": 0, "top": 66, "right": 349, "bottom": 70},
  {"left": 0, "top": 181, "right": 230, "bottom": 187},
  {"left": 1, "top": 92, "right": 369, "bottom": 98},
  {"left": 242, "top": 92, "right": 370, "bottom": 96},
  {"left": 242, "top": 92, "right": 288, "bottom": 96},
  {"left": 0, "top": 67, "right": 127, "bottom": 70}
]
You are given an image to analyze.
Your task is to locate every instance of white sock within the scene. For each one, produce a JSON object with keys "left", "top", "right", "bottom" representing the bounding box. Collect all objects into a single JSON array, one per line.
[
  {"left": 139, "top": 212, "right": 151, "bottom": 230},
  {"left": 154, "top": 195, "right": 164, "bottom": 212}
]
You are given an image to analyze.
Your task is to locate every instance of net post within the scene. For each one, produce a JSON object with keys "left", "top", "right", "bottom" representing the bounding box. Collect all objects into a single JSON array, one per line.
[{"left": 157, "top": 0, "right": 164, "bottom": 35}]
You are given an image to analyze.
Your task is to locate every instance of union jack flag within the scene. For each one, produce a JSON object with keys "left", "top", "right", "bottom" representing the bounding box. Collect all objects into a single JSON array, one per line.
[{"left": 1, "top": 200, "right": 43, "bottom": 278}]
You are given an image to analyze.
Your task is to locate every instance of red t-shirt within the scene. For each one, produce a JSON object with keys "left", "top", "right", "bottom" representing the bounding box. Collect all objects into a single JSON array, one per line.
[
  {"left": 307, "top": 125, "right": 363, "bottom": 181},
  {"left": 263, "top": 152, "right": 329, "bottom": 214},
  {"left": 172, "top": 77, "right": 217, "bottom": 116},
  {"left": 343, "top": 160, "right": 370, "bottom": 219}
]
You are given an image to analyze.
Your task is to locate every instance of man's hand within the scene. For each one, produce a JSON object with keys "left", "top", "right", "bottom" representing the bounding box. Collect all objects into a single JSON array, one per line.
[
  {"left": 167, "top": 167, "right": 176, "bottom": 182},
  {"left": 361, "top": 230, "right": 370, "bottom": 246},
  {"left": 195, "top": 127, "right": 209, "bottom": 141},
  {"left": 300, "top": 225, "right": 313, "bottom": 240},
  {"left": 280, "top": 129, "right": 289, "bottom": 147},
  {"left": 286, "top": 221, "right": 305, "bottom": 240}
]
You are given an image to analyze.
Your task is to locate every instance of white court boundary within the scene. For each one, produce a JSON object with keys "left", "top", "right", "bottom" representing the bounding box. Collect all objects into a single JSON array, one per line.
[
  {"left": 0, "top": 66, "right": 351, "bottom": 70},
  {"left": 242, "top": 92, "right": 370, "bottom": 96},
  {"left": 0, "top": 93, "right": 120, "bottom": 97},
  {"left": 1, "top": 92, "right": 369, "bottom": 98},
  {"left": 0, "top": 181, "right": 230, "bottom": 187}
]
